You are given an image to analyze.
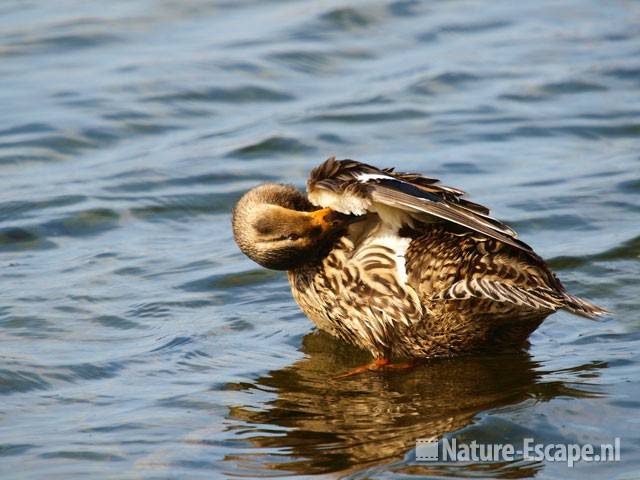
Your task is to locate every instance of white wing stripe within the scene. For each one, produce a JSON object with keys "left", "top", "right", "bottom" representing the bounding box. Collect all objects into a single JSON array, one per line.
[{"left": 356, "top": 173, "right": 396, "bottom": 183}]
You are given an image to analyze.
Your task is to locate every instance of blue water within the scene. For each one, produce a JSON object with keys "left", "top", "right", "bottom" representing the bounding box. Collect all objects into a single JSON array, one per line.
[{"left": 1, "top": 1, "right": 639, "bottom": 478}]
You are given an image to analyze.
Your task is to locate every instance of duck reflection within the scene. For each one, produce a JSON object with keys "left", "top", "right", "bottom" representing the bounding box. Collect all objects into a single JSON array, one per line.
[{"left": 224, "top": 331, "right": 601, "bottom": 477}]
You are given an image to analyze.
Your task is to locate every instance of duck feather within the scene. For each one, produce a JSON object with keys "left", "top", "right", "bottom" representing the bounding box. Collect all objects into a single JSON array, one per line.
[{"left": 308, "top": 157, "right": 532, "bottom": 253}]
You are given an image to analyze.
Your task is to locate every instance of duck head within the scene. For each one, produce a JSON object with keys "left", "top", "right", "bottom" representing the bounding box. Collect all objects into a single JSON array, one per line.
[{"left": 232, "top": 184, "right": 349, "bottom": 270}]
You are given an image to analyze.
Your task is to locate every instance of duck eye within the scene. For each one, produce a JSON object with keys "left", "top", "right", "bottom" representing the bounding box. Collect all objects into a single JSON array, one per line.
[{"left": 287, "top": 233, "right": 300, "bottom": 241}]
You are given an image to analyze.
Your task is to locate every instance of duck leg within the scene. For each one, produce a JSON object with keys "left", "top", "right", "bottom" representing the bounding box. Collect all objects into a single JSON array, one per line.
[
  {"left": 333, "top": 358, "right": 418, "bottom": 379},
  {"left": 334, "top": 358, "right": 389, "bottom": 379}
]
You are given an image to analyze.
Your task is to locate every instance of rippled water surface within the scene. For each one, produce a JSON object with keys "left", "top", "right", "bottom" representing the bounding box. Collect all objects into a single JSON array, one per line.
[{"left": 1, "top": 1, "right": 639, "bottom": 478}]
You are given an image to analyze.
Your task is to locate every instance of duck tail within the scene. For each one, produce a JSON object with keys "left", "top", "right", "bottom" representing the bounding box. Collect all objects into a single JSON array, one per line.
[{"left": 562, "top": 294, "right": 609, "bottom": 319}]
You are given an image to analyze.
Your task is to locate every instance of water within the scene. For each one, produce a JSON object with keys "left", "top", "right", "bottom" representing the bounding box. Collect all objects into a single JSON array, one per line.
[{"left": 0, "top": 0, "right": 639, "bottom": 478}]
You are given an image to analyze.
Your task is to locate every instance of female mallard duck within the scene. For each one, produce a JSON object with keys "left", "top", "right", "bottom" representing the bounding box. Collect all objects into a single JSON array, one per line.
[{"left": 232, "top": 157, "right": 606, "bottom": 374}]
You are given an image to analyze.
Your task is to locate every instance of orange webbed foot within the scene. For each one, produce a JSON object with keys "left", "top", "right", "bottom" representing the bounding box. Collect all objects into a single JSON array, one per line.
[{"left": 333, "top": 358, "right": 418, "bottom": 379}]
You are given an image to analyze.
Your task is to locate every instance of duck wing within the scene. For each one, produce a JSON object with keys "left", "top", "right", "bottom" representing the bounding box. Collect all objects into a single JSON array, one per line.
[{"left": 307, "top": 156, "right": 533, "bottom": 253}]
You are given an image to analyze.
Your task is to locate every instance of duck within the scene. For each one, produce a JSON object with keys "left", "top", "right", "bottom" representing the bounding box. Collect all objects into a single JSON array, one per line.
[{"left": 232, "top": 157, "right": 607, "bottom": 375}]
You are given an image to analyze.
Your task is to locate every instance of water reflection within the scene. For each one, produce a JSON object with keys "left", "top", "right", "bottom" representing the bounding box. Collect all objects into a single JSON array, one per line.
[{"left": 225, "top": 331, "right": 602, "bottom": 477}]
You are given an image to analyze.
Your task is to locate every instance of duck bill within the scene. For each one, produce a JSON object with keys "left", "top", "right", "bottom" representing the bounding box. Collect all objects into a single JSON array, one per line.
[
  {"left": 307, "top": 207, "right": 363, "bottom": 234},
  {"left": 307, "top": 207, "right": 334, "bottom": 234}
]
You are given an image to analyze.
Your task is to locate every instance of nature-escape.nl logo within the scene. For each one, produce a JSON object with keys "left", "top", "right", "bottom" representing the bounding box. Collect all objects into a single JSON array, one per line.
[{"left": 416, "top": 437, "right": 621, "bottom": 468}]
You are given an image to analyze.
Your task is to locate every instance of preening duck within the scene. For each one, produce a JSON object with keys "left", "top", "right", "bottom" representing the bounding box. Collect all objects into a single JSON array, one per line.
[{"left": 232, "top": 157, "right": 606, "bottom": 374}]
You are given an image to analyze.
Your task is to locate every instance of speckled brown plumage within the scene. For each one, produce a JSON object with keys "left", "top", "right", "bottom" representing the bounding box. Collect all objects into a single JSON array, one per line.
[
  {"left": 234, "top": 157, "right": 607, "bottom": 361},
  {"left": 288, "top": 220, "right": 553, "bottom": 360}
]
